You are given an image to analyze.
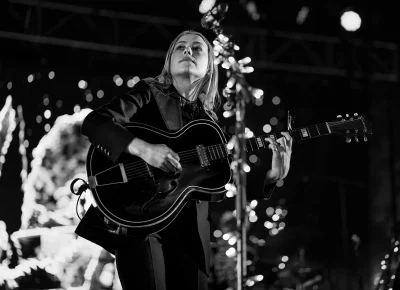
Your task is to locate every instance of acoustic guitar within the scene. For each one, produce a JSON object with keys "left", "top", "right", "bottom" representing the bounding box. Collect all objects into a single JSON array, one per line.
[{"left": 85, "top": 114, "right": 372, "bottom": 236}]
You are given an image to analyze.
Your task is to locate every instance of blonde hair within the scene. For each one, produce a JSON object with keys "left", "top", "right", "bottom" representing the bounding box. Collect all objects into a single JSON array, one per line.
[{"left": 156, "top": 30, "right": 220, "bottom": 120}]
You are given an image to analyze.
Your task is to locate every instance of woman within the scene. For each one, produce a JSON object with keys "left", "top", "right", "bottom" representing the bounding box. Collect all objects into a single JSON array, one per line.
[{"left": 75, "top": 30, "right": 292, "bottom": 290}]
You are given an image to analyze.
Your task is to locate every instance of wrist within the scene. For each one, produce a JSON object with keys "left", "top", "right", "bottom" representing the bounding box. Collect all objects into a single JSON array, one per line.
[
  {"left": 265, "top": 169, "right": 280, "bottom": 184},
  {"left": 126, "top": 138, "right": 149, "bottom": 158}
]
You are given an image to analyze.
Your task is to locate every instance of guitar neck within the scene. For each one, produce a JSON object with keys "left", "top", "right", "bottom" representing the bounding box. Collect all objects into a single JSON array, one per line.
[
  {"left": 202, "top": 116, "right": 370, "bottom": 160},
  {"left": 243, "top": 121, "right": 332, "bottom": 154},
  {"left": 270, "top": 121, "right": 331, "bottom": 143},
  {"left": 203, "top": 122, "right": 333, "bottom": 161}
]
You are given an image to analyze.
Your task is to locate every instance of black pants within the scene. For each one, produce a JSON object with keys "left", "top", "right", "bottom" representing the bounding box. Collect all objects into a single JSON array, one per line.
[{"left": 115, "top": 235, "right": 208, "bottom": 290}]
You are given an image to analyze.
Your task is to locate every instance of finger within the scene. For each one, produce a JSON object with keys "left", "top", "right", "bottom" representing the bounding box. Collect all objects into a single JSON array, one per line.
[
  {"left": 281, "top": 132, "right": 293, "bottom": 147},
  {"left": 280, "top": 132, "right": 291, "bottom": 141},
  {"left": 162, "top": 160, "right": 176, "bottom": 173},
  {"left": 264, "top": 138, "right": 279, "bottom": 152},
  {"left": 278, "top": 136, "right": 287, "bottom": 148},
  {"left": 168, "top": 150, "right": 180, "bottom": 161},
  {"left": 167, "top": 154, "right": 182, "bottom": 172}
]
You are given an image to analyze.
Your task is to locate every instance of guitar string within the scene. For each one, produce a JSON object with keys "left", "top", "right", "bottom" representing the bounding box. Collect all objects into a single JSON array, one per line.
[
  {"left": 124, "top": 145, "right": 229, "bottom": 177},
  {"left": 123, "top": 119, "right": 363, "bottom": 176},
  {"left": 123, "top": 121, "right": 337, "bottom": 175},
  {"left": 124, "top": 155, "right": 201, "bottom": 178},
  {"left": 124, "top": 149, "right": 223, "bottom": 176},
  {"left": 123, "top": 144, "right": 227, "bottom": 171},
  {"left": 124, "top": 119, "right": 357, "bottom": 172}
]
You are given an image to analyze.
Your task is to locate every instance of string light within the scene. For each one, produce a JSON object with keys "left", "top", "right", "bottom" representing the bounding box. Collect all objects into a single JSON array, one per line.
[
  {"left": 95, "top": 90, "right": 103, "bottom": 99},
  {"left": 0, "top": 96, "right": 17, "bottom": 179},
  {"left": 114, "top": 75, "right": 123, "bottom": 86},
  {"left": 48, "top": 71, "right": 55, "bottom": 79},
  {"left": 17, "top": 105, "right": 28, "bottom": 185},
  {"left": 270, "top": 117, "right": 278, "bottom": 126},
  {"left": 272, "top": 96, "right": 281, "bottom": 105},
  {"left": 374, "top": 239, "right": 400, "bottom": 289},
  {"left": 78, "top": 80, "right": 88, "bottom": 89},
  {"left": 27, "top": 74, "right": 34, "bottom": 83}
]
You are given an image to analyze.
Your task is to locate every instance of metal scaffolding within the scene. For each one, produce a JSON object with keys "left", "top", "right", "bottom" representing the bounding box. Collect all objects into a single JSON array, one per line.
[{"left": 2, "top": 0, "right": 398, "bottom": 82}]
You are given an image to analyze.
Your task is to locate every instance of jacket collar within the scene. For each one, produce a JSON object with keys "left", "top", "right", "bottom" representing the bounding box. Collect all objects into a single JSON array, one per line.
[{"left": 144, "top": 78, "right": 183, "bottom": 131}]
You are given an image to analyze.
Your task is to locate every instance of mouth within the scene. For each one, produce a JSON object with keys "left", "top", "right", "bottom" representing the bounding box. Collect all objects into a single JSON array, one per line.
[{"left": 180, "top": 57, "right": 195, "bottom": 64}]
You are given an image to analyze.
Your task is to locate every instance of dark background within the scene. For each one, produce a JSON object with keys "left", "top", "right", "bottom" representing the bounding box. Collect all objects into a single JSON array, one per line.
[{"left": 0, "top": 0, "right": 399, "bottom": 289}]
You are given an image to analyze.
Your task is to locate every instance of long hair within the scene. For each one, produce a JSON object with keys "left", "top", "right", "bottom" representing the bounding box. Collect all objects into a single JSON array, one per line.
[{"left": 155, "top": 30, "right": 220, "bottom": 120}]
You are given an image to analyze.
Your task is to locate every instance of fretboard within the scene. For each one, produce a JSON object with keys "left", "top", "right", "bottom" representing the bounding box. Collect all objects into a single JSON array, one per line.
[
  {"left": 203, "top": 122, "right": 332, "bottom": 161},
  {"left": 244, "top": 122, "right": 331, "bottom": 153}
]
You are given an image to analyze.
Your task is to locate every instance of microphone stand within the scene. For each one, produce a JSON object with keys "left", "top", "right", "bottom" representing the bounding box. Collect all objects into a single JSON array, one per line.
[{"left": 204, "top": 7, "right": 262, "bottom": 289}]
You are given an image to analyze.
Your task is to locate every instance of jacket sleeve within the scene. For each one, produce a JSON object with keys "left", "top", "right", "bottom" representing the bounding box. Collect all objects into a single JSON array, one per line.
[{"left": 81, "top": 80, "right": 152, "bottom": 163}]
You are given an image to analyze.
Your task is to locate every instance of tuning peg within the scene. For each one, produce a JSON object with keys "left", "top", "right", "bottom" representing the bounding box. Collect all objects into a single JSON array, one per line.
[
  {"left": 346, "top": 137, "right": 351, "bottom": 143},
  {"left": 354, "top": 130, "right": 360, "bottom": 142},
  {"left": 363, "top": 135, "right": 368, "bottom": 142},
  {"left": 337, "top": 115, "right": 342, "bottom": 119},
  {"left": 354, "top": 113, "right": 359, "bottom": 117},
  {"left": 346, "top": 114, "right": 349, "bottom": 118}
]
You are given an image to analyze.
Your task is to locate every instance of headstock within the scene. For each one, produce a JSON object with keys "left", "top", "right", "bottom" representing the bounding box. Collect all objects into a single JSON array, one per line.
[{"left": 329, "top": 113, "right": 373, "bottom": 143}]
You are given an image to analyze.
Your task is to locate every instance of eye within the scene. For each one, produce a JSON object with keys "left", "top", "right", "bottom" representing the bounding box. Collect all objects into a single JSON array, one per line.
[
  {"left": 176, "top": 45, "right": 185, "bottom": 50},
  {"left": 193, "top": 46, "right": 203, "bottom": 51}
]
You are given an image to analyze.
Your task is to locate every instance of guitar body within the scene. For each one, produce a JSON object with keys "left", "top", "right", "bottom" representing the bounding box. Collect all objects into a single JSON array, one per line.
[{"left": 86, "top": 119, "right": 231, "bottom": 236}]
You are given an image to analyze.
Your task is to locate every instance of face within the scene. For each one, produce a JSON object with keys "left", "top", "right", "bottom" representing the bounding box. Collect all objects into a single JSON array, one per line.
[{"left": 170, "top": 33, "right": 209, "bottom": 81}]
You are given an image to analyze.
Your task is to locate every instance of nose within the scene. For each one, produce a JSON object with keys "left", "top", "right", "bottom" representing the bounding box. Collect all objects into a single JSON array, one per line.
[{"left": 183, "top": 46, "right": 192, "bottom": 56}]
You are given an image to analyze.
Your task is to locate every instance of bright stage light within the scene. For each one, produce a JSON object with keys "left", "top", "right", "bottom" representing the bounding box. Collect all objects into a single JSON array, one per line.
[
  {"left": 199, "top": 0, "right": 216, "bottom": 14},
  {"left": 341, "top": 9, "right": 362, "bottom": 32}
]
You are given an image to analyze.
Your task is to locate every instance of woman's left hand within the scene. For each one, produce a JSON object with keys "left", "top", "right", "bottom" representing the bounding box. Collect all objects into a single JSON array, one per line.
[{"left": 264, "top": 132, "right": 293, "bottom": 183}]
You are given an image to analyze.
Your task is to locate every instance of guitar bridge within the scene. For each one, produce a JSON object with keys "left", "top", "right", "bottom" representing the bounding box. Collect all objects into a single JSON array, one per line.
[{"left": 196, "top": 144, "right": 210, "bottom": 167}]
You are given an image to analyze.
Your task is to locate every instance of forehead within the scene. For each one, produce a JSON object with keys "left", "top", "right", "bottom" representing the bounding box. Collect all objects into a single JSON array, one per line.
[{"left": 175, "top": 34, "right": 207, "bottom": 46}]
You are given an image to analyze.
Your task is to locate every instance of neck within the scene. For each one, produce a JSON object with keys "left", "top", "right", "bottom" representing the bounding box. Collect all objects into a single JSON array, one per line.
[{"left": 172, "top": 75, "right": 201, "bottom": 101}]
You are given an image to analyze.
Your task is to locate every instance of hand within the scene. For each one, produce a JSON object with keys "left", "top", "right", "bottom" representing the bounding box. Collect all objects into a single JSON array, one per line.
[
  {"left": 264, "top": 132, "right": 293, "bottom": 183},
  {"left": 126, "top": 139, "right": 182, "bottom": 173},
  {"left": 142, "top": 143, "right": 182, "bottom": 173}
]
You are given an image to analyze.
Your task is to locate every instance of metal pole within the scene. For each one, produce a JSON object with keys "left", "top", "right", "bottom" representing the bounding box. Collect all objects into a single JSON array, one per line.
[{"left": 234, "top": 93, "right": 247, "bottom": 290}]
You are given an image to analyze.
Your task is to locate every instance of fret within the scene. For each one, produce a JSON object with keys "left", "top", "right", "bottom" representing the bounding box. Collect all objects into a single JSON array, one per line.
[
  {"left": 325, "top": 122, "right": 331, "bottom": 134},
  {"left": 218, "top": 144, "right": 227, "bottom": 159},
  {"left": 207, "top": 146, "right": 214, "bottom": 161},
  {"left": 315, "top": 125, "right": 320, "bottom": 135},
  {"left": 254, "top": 138, "right": 260, "bottom": 150},
  {"left": 299, "top": 127, "right": 310, "bottom": 139},
  {"left": 216, "top": 145, "right": 222, "bottom": 159},
  {"left": 249, "top": 138, "right": 259, "bottom": 152},
  {"left": 212, "top": 145, "right": 218, "bottom": 160},
  {"left": 256, "top": 137, "right": 265, "bottom": 148},
  {"left": 319, "top": 123, "right": 330, "bottom": 135},
  {"left": 210, "top": 144, "right": 228, "bottom": 160},
  {"left": 219, "top": 144, "right": 228, "bottom": 158},
  {"left": 308, "top": 125, "right": 320, "bottom": 138},
  {"left": 210, "top": 146, "right": 217, "bottom": 160},
  {"left": 247, "top": 139, "right": 254, "bottom": 152},
  {"left": 215, "top": 144, "right": 221, "bottom": 160}
]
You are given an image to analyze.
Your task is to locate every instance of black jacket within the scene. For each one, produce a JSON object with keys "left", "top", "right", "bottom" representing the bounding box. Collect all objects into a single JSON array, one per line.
[{"left": 75, "top": 78, "right": 276, "bottom": 276}]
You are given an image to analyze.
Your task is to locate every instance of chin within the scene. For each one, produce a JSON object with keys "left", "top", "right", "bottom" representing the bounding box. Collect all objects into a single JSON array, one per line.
[{"left": 173, "top": 69, "right": 198, "bottom": 77}]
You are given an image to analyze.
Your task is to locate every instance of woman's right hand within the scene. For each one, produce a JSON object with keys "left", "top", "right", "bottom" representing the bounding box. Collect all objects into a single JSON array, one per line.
[{"left": 126, "top": 138, "right": 182, "bottom": 173}]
